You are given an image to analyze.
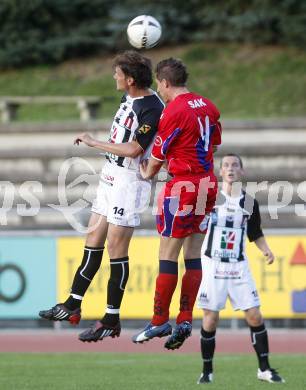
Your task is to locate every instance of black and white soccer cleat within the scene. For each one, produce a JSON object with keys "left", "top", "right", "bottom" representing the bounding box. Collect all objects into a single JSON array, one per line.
[
  {"left": 78, "top": 321, "right": 121, "bottom": 342},
  {"left": 257, "top": 368, "right": 285, "bottom": 383},
  {"left": 39, "top": 304, "right": 81, "bottom": 325},
  {"left": 197, "top": 372, "right": 213, "bottom": 384}
]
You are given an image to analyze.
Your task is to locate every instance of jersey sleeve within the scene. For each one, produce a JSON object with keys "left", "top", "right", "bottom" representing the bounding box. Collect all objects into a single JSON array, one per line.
[
  {"left": 151, "top": 111, "right": 181, "bottom": 161},
  {"left": 134, "top": 106, "right": 162, "bottom": 151},
  {"left": 247, "top": 199, "right": 264, "bottom": 242}
]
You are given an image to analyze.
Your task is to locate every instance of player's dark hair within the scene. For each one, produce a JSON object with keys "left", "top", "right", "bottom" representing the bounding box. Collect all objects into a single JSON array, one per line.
[
  {"left": 113, "top": 50, "right": 153, "bottom": 89},
  {"left": 221, "top": 154, "right": 243, "bottom": 168},
  {"left": 155, "top": 58, "right": 188, "bottom": 87}
]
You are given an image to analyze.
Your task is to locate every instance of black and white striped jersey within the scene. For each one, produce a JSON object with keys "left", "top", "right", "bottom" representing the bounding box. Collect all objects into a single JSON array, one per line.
[
  {"left": 203, "top": 190, "right": 263, "bottom": 262},
  {"left": 105, "top": 91, "right": 164, "bottom": 170}
]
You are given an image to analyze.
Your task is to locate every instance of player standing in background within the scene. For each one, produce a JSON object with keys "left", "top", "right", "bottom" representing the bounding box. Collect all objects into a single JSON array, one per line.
[
  {"left": 39, "top": 51, "right": 164, "bottom": 342},
  {"left": 132, "top": 58, "right": 222, "bottom": 349},
  {"left": 196, "top": 154, "right": 285, "bottom": 384}
]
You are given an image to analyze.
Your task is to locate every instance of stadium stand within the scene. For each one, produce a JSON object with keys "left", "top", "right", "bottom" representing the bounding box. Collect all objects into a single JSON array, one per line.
[
  {"left": 0, "top": 96, "right": 101, "bottom": 123},
  {"left": 0, "top": 119, "right": 305, "bottom": 231}
]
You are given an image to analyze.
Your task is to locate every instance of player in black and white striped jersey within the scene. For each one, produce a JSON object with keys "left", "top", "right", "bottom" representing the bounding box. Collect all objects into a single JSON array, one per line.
[
  {"left": 196, "top": 154, "right": 285, "bottom": 384},
  {"left": 39, "top": 51, "right": 164, "bottom": 342}
]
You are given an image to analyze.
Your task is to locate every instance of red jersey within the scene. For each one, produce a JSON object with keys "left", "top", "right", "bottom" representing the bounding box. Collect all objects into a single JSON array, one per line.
[{"left": 151, "top": 92, "right": 222, "bottom": 176}]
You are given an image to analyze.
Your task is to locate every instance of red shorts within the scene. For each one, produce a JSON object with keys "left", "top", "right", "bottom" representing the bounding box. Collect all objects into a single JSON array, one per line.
[{"left": 156, "top": 173, "right": 217, "bottom": 238}]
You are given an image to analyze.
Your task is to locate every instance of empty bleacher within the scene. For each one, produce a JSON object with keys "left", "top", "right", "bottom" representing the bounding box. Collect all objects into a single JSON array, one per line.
[{"left": 1, "top": 119, "right": 305, "bottom": 231}]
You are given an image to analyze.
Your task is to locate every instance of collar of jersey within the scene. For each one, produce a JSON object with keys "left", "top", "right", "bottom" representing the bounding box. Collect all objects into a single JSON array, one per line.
[{"left": 220, "top": 189, "right": 244, "bottom": 201}]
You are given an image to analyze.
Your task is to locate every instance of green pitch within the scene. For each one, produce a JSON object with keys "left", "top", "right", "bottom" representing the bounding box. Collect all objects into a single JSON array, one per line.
[{"left": 0, "top": 353, "right": 305, "bottom": 390}]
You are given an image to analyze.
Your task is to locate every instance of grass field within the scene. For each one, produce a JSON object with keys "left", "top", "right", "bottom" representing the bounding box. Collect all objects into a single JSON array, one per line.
[
  {"left": 0, "top": 43, "right": 306, "bottom": 121},
  {"left": 0, "top": 353, "right": 305, "bottom": 390}
]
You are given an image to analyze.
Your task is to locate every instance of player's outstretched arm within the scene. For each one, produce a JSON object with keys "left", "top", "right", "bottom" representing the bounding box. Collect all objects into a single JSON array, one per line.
[
  {"left": 254, "top": 236, "right": 275, "bottom": 265},
  {"left": 74, "top": 132, "right": 143, "bottom": 158}
]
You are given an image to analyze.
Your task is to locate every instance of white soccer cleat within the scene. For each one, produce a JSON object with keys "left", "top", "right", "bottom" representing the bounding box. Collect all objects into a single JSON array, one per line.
[
  {"left": 257, "top": 368, "right": 285, "bottom": 383},
  {"left": 197, "top": 372, "right": 213, "bottom": 384}
]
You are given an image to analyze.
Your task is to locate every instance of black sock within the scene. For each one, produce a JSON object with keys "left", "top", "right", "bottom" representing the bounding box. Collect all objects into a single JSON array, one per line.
[
  {"left": 101, "top": 257, "right": 129, "bottom": 326},
  {"left": 201, "top": 328, "right": 216, "bottom": 374},
  {"left": 64, "top": 246, "right": 104, "bottom": 310},
  {"left": 250, "top": 323, "right": 270, "bottom": 371}
]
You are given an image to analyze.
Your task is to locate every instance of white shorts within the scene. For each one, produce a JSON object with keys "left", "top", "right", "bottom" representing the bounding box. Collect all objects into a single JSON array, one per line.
[
  {"left": 91, "top": 162, "right": 151, "bottom": 227},
  {"left": 197, "top": 256, "right": 260, "bottom": 311}
]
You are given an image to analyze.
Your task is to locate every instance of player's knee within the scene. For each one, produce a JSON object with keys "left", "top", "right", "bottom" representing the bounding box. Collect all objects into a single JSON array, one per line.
[
  {"left": 246, "top": 308, "right": 263, "bottom": 326},
  {"left": 86, "top": 230, "right": 104, "bottom": 247},
  {"left": 108, "top": 247, "right": 130, "bottom": 259},
  {"left": 203, "top": 310, "right": 218, "bottom": 331},
  {"left": 107, "top": 235, "right": 123, "bottom": 257}
]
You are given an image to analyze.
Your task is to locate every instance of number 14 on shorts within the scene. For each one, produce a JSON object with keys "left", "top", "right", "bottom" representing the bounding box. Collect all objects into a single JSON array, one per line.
[{"left": 113, "top": 207, "right": 124, "bottom": 216}]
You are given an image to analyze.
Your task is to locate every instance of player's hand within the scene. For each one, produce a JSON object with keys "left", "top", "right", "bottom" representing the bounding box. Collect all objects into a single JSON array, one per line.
[
  {"left": 74, "top": 133, "right": 96, "bottom": 147},
  {"left": 140, "top": 159, "right": 149, "bottom": 179},
  {"left": 263, "top": 249, "right": 274, "bottom": 265}
]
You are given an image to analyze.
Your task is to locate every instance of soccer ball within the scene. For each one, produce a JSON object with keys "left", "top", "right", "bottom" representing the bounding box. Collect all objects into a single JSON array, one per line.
[{"left": 127, "top": 15, "right": 162, "bottom": 49}]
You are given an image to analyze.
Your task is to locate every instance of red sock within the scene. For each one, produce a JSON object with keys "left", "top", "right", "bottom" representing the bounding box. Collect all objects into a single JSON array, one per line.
[
  {"left": 176, "top": 259, "right": 202, "bottom": 324},
  {"left": 152, "top": 260, "right": 178, "bottom": 326}
]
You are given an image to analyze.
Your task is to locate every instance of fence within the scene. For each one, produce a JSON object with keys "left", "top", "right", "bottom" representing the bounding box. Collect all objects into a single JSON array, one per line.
[{"left": 1, "top": 231, "right": 306, "bottom": 321}]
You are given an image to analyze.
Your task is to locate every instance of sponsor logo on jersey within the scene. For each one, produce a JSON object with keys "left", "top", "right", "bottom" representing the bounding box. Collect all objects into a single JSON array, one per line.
[
  {"left": 101, "top": 173, "right": 114, "bottom": 183},
  {"left": 214, "top": 269, "right": 241, "bottom": 279},
  {"left": 154, "top": 135, "right": 163, "bottom": 147},
  {"left": 221, "top": 230, "right": 235, "bottom": 250},
  {"left": 188, "top": 98, "right": 207, "bottom": 109},
  {"left": 213, "top": 249, "right": 239, "bottom": 259},
  {"left": 138, "top": 124, "right": 151, "bottom": 134}
]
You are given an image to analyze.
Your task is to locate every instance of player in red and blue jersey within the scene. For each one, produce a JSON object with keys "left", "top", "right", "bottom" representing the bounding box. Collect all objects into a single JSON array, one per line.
[
  {"left": 152, "top": 84, "right": 221, "bottom": 238},
  {"left": 133, "top": 57, "right": 222, "bottom": 349}
]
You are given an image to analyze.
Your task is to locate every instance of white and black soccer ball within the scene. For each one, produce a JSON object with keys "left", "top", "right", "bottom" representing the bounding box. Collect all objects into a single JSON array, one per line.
[{"left": 127, "top": 15, "right": 162, "bottom": 49}]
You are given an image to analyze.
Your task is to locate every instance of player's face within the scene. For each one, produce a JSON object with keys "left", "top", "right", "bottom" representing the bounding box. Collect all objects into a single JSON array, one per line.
[
  {"left": 220, "top": 156, "right": 244, "bottom": 184},
  {"left": 156, "top": 78, "right": 169, "bottom": 103},
  {"left": 113, "top": 66, "right": 130, "bottom": 91}
]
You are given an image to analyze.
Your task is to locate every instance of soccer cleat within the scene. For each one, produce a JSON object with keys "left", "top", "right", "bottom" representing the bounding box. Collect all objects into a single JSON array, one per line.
[
  {"left": 257, "top": 368, "right": 285, "bottom": 383},
  {"left": 197, "top": 372, "right": 213, "bottom": 384},
  {"left": 39, "top": 304, "right": 81, "bottom": 325},
  {"left": 164, "top": 321, "right": 192, "bottom": 350},
  {"left": 78, "top": 321, "right": 121, "bottom": 342},
  {"left": 132, "top": 322, "right": 172, "bottom": 343}
]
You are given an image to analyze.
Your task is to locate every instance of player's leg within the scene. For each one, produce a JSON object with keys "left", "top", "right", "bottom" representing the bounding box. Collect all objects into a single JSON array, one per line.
[
  {"left": 132, "top": 235, "right": 184, "bottom": 343},
  {"left": 178, "top": 233, "right": 203, "bottom": 323},
  {"left": 79, "top": 171, "right": 149, "bottom": 342},
  {"left": 154, "top": 236, "right": 183, "bottom": 324},
  {"left": 197, "top": 309, "right": 219, "bottom": 384},
  {"left": 229, "top": 261, "right": 284, "bottom": 383},
  {"left": 39, "top": 212, "right": 108, "bottom": 324},
  {"left": 196, "top": 257, "right": 228, "bottom": 384},
  {"left": 164, "top": 233, "right": 203, "bottom": 350},
  {"left": 165, "top": 176, "right": 216, "bottom": 349},
  {"left": 245, "top": 307, "right": 285, "bottom": 383},
  {"left": 79, "top": 223, "right": 133, "bottom": 342},
  {"left": 102, "top": 223, "right": 133, "bottom": 325},
  {"left": 64, "top": 213, "right": 108, "bottom": 309}
]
